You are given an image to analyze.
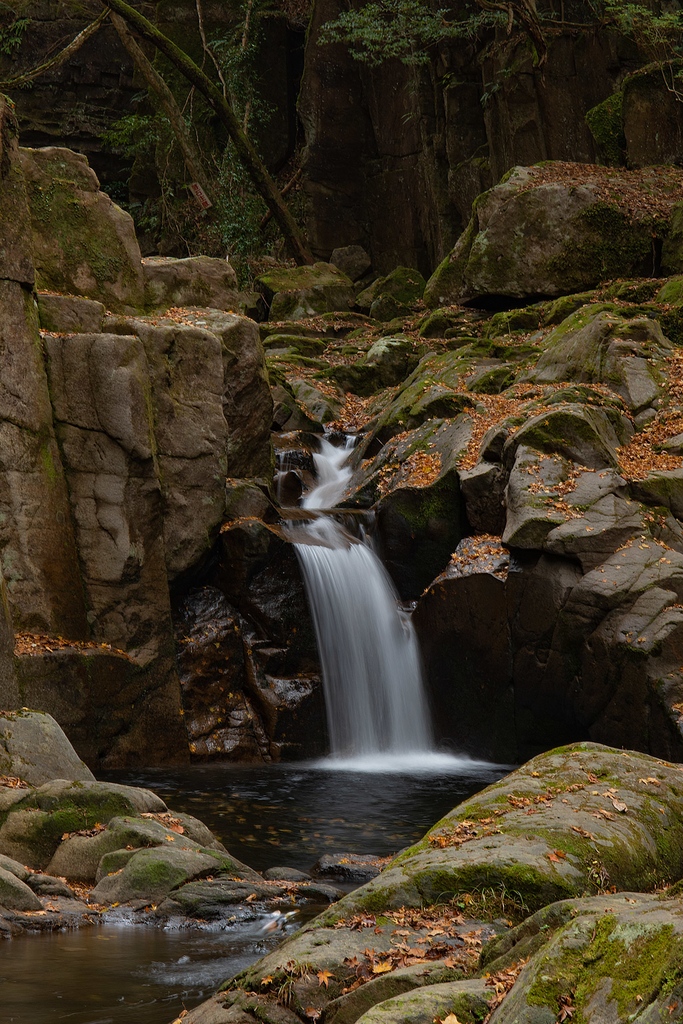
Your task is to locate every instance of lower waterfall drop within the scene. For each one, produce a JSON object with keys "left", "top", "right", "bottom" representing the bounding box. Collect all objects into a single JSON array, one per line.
[{"left": 289, "top": 436, "right": 434, "bottom": 759}]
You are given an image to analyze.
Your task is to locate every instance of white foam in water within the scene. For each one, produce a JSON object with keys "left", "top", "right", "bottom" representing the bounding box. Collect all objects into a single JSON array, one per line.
[
  {"left": 290, "top": 435, "right": 437, "bottom": 761},
  {"left": 316, "top": 751, "right": 496, "bottom": 773}
]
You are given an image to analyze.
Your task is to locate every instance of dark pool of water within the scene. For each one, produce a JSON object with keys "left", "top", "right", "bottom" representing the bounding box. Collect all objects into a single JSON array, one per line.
[
  {"left": 100, "top": 754, "right": 510, "bottom": 873},
  {"left": 2, "top": 756, "right": 511, "bottom": 1024}
]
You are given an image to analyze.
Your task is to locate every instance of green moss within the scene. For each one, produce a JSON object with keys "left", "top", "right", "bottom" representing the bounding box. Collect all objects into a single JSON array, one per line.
[
  {"left": 546, "top": 203, "right": 654, "bottom": 289},
  {"left": 585, "top": 92, "right": 626, "bottom": 167},
  {"left": 527, "top": 916, "right": 683, "bottom": 1019}
]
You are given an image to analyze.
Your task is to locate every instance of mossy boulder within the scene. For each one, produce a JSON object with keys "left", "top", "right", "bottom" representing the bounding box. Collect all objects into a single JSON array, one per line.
[
  {"left": 369, "top": 267, "right": 426, "bottom": 321},
  {"left": 502, "top": 402, "right": 632, "bottom": 472},
  {"left": 585, "top": 91, "right": 626, "bottom": 166},
  {"left": 319, "top": 743, "right": 683, "bottom": 920},
  {"left": 364, "top": 335, "right": 420, "bottom": 387},
  {"left": 354, "top": 980, "right": 496, "bottom": 1024},
  {"left": 423, "top": 164, "right": 678, "bottom": 307},
  {"left": 368, "top": 350, "right": 482, "bottom": 442},
  {"left": 657, "top": 275, "right": 683, "bottom": 306},
  {"left": 255, "top": 263, "right": 355, "bottom": 321},
  {"left": 530, "top": 308, "right": 671, "bottom": 414},
  {"left": 19, "top": 146, "right": 145, "bottom": 313},
  {"left": 487, "top": 892, "right": 683, "bottom": 1024},
  {"left": 0, "top": 710, "right": 94, "bottom": 787},
  {"left": 89, "top": 845, "right": 221, "bottom": 905}
]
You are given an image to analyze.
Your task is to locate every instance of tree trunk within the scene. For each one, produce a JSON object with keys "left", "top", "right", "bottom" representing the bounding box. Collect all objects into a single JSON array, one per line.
[
  {"left": 100, "top": 0, "right": 314, "bottom": 264},
  {"left": 111, "top": 13, "right": 215, "bottom": 204}
]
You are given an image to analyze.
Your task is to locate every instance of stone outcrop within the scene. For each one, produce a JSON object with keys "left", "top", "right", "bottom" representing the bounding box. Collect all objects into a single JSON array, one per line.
[
  {"left": 19, "top": 146, "right": 146, "bottom": 312},
  {"left": 0, "top": 126, "right": 274, "bottom": 768},
  {"left": 425, "top": 164, "right": 683, "bottom": 307}
]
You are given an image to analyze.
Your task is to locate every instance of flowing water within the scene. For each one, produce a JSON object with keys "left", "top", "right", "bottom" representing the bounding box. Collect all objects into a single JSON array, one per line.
[
  {"left": 1, "top": 431, "right": 514, "bottom": 1022},
  {"left": 289, "top": 435, "right": 433, "bottom": 758}
]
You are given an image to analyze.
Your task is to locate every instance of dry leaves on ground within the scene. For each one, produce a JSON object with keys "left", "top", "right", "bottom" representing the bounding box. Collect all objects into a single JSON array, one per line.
[
  {"left": 0, "top": 774, "right": 29, "bottom": 789},
  {"left": 14, "top": 632, "right": 132, "bottom": 659}
]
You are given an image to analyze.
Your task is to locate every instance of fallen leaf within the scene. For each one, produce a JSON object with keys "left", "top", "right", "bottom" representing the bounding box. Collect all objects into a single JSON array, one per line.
[
  {"left": 318, "top": 970, "right": 334, "bottom": 988},
  {"left": 371, "top": 962, "right": 393, "bottom": 974}
]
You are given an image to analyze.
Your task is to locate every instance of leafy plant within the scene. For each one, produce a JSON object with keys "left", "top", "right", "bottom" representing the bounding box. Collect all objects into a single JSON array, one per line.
[{"left": 0, "top": 16, "right": 29, "bottom": 55}]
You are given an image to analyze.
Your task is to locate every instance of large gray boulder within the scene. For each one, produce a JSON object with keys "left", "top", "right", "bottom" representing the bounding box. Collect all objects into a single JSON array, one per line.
[
  {"left": 255, "top": 262, "right": 355, "bottom": 320},
  {"left": 0, "top": 710, "right": 94, "bottom": 786},
  {"left": 424, "top": 164, "right": 680, "bottom": 306},
  {"left": 142, "top": 255, "right": 239, "bottom": 311},
  {"left": 325, "top": 743, "right": 683, "bottom": 917},
  {"left": 19, "top": 146, "right": 145, "bottom": 313}
]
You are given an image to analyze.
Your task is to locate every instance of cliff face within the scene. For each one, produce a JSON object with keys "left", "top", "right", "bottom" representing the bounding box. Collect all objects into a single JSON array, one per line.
[
  {"left": 4, "top": 3, "right": 683, "bottom": 275},
  {"left": 297, "top": 1, "right": 647, "bottom": 276}
]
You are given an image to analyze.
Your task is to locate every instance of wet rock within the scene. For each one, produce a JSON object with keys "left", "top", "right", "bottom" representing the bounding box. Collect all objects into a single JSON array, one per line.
[
  {"left": 0, "top": 710, "right": 94, "bottom": 786},
  {"left": 90, "top": 845, "right": 222, "bottom": 905},
  {"left": 155, "top": 877, "right": 280, "bottom": 918},
  {"left": 256, "top": 263, "right": 355, "bottom": 321},
  {"left": 19, "top": 146, "right": 145, "bottom": 312},
  {"left": 414, "top": 538, "right": 514, "bottom": 762},
  {"left": 313, "top": 853, "right": 387, "bottom": 884},
  {"left": 0, "top": 866, "right": 43, "bottom": 911},
  {"left": 345, "top": 419, "right": 470, "bottom": 598},
  {"left": 174, "top": 586, "right": 267, "bottom": 763},
  {"left": 37, "top": 293, "right": 105, "bottom": 334},
  {"left": 263, "top": 866, "right": 312, "bottom": 882},
  {"left": 142, "top": 255, "right": 238, "bottom": 311}
]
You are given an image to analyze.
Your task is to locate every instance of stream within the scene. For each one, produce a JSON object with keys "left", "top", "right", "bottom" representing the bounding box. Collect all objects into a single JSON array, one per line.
[{"left": 2, "top": 759, "right": 509, "bottom": 1023}]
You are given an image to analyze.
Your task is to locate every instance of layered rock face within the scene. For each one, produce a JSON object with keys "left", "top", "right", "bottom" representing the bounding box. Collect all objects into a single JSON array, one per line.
[
  {"left": 0, "top": 105, "right": 274, "bottom": 768},
  {"left": 298, "top": 1, "right": 682, "bottom": 273}
]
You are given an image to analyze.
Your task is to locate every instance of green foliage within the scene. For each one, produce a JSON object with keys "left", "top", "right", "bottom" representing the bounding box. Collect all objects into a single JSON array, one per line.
[
  {"left": 319, "top": 0, "right": 505, "bottom": 66},
  {"left": 0, "top": 15, "right": 29, "bottom": 55},
  {"left": 602, "top": 1, "right": 683, "bottom": 65}
]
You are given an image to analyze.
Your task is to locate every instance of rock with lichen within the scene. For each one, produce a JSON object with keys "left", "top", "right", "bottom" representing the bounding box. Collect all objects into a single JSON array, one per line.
[{"left": 424, "top": 163, "right": 683, "bottom": 307}]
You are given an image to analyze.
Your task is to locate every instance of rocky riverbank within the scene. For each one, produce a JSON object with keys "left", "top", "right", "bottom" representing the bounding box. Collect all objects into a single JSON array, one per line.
[{"left": 0, "top": 710, "right": 345, "bottom": 938}]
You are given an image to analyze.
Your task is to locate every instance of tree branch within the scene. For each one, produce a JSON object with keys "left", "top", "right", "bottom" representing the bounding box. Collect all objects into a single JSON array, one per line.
[
  {"left": 0, "top": 11, "right": 109, "bottom": 89},
  {"left": 100, "top": 0, "right": 314, "bottom": 264},
  {"left": 110, "top": 12, "right": 215, "bottom": 204}
]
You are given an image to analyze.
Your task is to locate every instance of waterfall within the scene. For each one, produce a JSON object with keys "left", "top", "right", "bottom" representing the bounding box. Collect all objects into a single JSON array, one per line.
[{"left": 288, "top": 436, "right": 434, "bottom": 759}]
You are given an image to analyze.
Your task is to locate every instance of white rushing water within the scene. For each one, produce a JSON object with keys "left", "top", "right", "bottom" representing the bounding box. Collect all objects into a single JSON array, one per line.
[{"left": 290, "top": 436, "right": 434, "bottom": 758}]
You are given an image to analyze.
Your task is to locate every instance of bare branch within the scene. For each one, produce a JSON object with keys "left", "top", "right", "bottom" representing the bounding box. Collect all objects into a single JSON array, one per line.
[{"left": 0, "top": 10, "right": 109, "bottom": 89}]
